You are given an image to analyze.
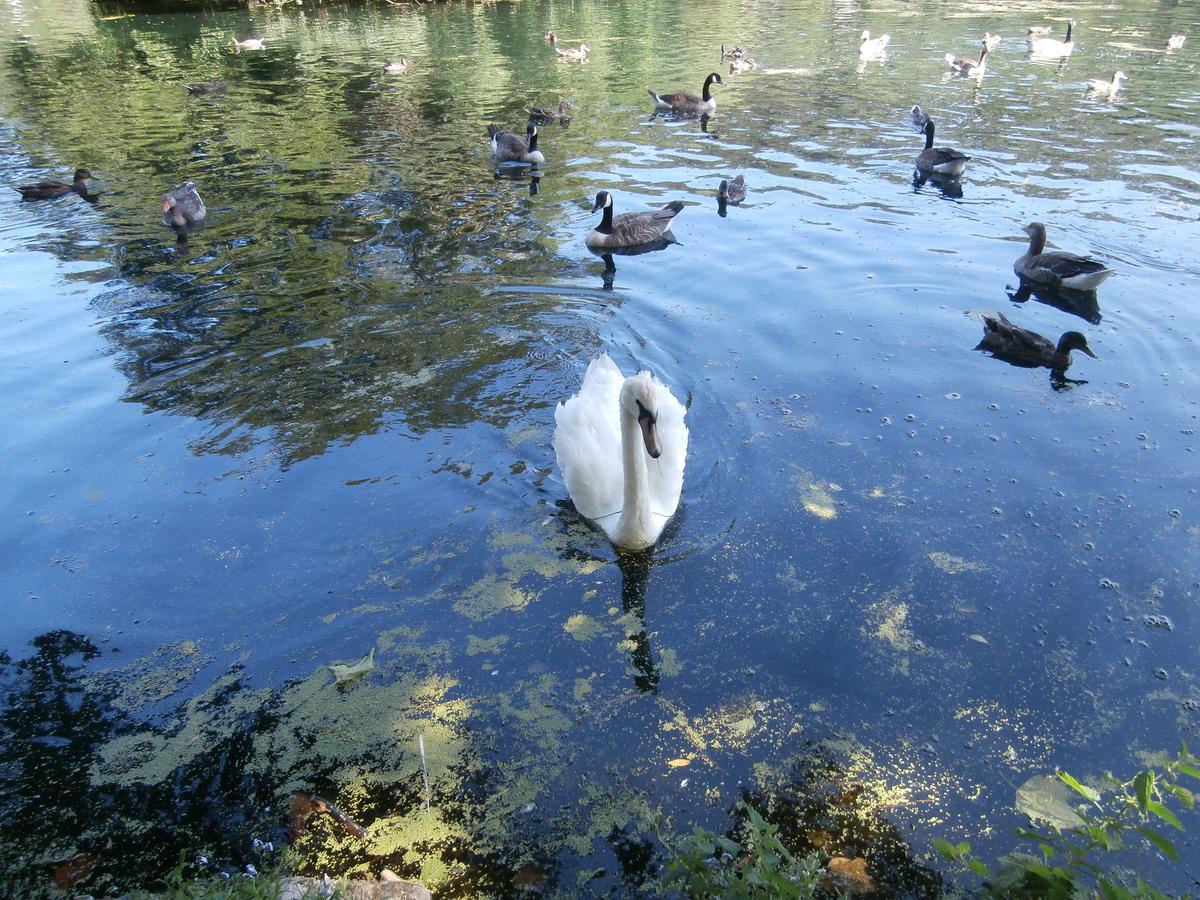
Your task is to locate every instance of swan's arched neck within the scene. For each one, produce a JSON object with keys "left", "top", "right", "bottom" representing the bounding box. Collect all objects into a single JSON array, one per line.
[{"left": 615, "top": 396, "right": 658, "bottom": 550}]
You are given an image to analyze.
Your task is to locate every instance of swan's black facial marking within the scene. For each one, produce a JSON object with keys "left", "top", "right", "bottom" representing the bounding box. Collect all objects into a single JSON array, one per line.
[
  {"left": 635, "top": 399, "right": 662, "bottom": 459},
  {"left": 635, "top": 398, "right": 656, "bottom": 426}
]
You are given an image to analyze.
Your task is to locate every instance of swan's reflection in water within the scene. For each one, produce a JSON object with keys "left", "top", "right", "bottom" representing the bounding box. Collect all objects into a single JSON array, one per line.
[
  {"left": 1007, "top": 277, "right": 1102, "bottom": 324},
  {"left": 590, "top": 236, "right": 677, "bottom": 291},
  {"left": 616, "top": 551, "right": 660, "bottom": 694}
]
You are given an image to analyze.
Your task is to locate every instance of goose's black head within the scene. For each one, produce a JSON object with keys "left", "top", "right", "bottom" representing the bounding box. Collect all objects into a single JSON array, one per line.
[{"left": 592, "top": 190, "right": 613, "bottom": 213}]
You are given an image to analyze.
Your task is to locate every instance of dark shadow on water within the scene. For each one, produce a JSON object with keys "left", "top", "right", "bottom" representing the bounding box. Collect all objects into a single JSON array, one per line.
[{"left": 1007, "top": 277, "right": 1102, "bottom": 324}]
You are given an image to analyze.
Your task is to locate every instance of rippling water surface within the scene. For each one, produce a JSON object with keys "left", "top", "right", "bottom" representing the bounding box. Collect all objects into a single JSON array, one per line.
[{"left": 1, "top": 0, "right": 1198, "bottom": 894}]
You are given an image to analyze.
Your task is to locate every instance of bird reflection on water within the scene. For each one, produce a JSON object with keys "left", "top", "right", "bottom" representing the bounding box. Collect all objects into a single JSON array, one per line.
[{"left": 589, "top": 236, "right": 677, "bottom": 291}]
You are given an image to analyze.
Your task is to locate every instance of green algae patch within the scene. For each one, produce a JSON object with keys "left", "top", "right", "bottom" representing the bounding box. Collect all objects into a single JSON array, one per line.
[
  {"left": 92, "top": 640, "right": 214, "bottom": 715},
  {"left": 658, "top": 648, "right": 683, "bottom": 678},
  {"left": 454, "top": 573, "right": 537, "bottom": 620},
  {"left": 564, "top": 613, "right": 605, "bottom": 642},
  {"left": 467, "top": 634, "right": 509, "bottom": 656},
  {"left": 929, "top": 552, "right": 986, "bottom": 575},
  {"left": 790, "top": 468, "right": 840, "bottom": 520}
]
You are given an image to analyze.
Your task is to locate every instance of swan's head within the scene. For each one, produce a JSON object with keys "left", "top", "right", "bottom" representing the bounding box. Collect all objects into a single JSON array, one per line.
[
  {"left": 1112, "top": 71, "right": 1127, "bottom": 83},
  {"left": 592, "top": 190, "right": 613, "bottom": 213},
  {"left": 620, "top": 374, "right": 663, "bottom": 459},
  {"left": 859, "top": 30, "right": 871, "bottom": 43}
]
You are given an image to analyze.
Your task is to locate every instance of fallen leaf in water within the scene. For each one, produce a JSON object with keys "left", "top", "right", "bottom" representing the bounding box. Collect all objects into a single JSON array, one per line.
[
  {"left": 52, "top": 855, "right": 97, "bottom": 890},
  {"left": 1016, "top": 775, "right": 1083, "bottom": 830},
  {"left": 823, "top": 856, "right": 875, "bottom": 894},
  {"left": 328, "top": 648, "right": 375, "bottom": 684},
  {"left": 667, "top": 758, "right": 692, "bottom": 768},
  {"left": 968, "top": 634, "right": 989, "bottom": 644}
]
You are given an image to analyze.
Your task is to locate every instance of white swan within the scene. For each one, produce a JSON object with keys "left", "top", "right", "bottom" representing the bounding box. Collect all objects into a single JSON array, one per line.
[{"left": 553, "top": 355, "right": 688, "bottom": 551}]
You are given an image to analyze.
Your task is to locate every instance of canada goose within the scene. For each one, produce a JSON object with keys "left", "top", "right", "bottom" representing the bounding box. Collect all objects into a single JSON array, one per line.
[
  {"left": 976, "top": 312, "right": 1097, "bottom": 372},
  {"left": 717, "top": 175, "right": 746, "bottom": 205},
  {"left": 859, "top": 30, "right": 890, "bottom": 60},
  {"left": 648, "top": 72, "right": 722, "bottom": 115},
  {"left": 721, "top": 44, "right": 747, "bottom": 60},
  {"left": 544, "top": 30, "right": 557, "bottom": 44},
  {"left": 185, "top": 80, "right": 227, "bottom": 95},
  {"left": 586, "top": 191, "right": 684, "bottom": 249},
  {"left": 383, "top": 59, "right": 409, "bottom": 75},
  {"left": 1167, "top": 34, "right": 1186, "bottom": 50},
  {"left": 1027, "top": 25, "right": 1053, "bottom": 37},
  {"left": 729, "top": 57, "right": 756, "bottom": 74},
  {"left": 526, "top": 98, "right": 574, "bottom": 123},
  {"left": 162, "top": 181, "right": 206, "bottom": 228},
  {"left": 1085, "top": 71, "right": 1126, "bottom": 100},
  {"left": 555, "top": 43, "right": 590, "bottom": 62},
  {"left": 553, "top": 354, "right": 688, "bottom": 551},
  {"left": 1028, "top": 20, "right": 1074, "bottom": 58},
  {"left": 1014, "top": 222, "right": 1115, "bottom": 291},
  {"left": 488, "top": 123, "right": 545, "bottom": 165},
  {"left": 946, "top": 41, "right": 988, "bottom": 77},
  {"left": 983, "top": 33, "right": 1002, "bottom": 51},
  {"left": 229, "top": 36, "right": 266, "bottom": 51},
  {"left": 915, "top": 120, "right": 969, "bottom": 177},
  {"left": 15, "top": 168, "right": 92, "bottom": 201},
  {"left": 910, "top": 104, "right": 930, "bottom": 131}
]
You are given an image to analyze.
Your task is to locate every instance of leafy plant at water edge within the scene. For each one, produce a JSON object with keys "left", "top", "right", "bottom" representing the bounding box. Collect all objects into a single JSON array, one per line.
[{"left": 935, "top": 745, "right": 1200, "bottom": 898}]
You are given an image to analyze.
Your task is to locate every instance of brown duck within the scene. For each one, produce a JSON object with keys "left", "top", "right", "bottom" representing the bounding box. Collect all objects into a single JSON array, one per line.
[{"left": 15, "top": 168, "right": 93, "bottom": 200}]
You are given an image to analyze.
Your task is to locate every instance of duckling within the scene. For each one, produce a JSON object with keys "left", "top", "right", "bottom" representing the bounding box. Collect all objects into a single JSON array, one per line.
[
  {"left": 648, "top": 72, "right": 722, "bottom": 115},
  {"left": 729, "top": 57, "right": 757, "bottom": 74},
  {"left": 162, "top": 181, "right": 206, "bottom": 228},
  {"left": 15, "top": 168, "right": 92, "bottom": 200},
  {"left": 586, "top": 191, "right": 684, "bottom": 249},
  {"left": 717, "top": 175, "right": 746, "bottom": 205},
  {"left": 544, "top": 30, "right": 557, "bottom": 44},
  {"left": 229, "top": 36, "right": 266, "bottom": 51},
  {"left": 1014, "top": 222, "right": 1115, "bottom": 291},
  {"left": 1085, "top": 71, "right": 1126, "bottom": 100},
  {"left": 976, "top": 312, "right": 1097, "bottom": 372},
  {"left": 185, "top": 80, "right": 227, "bottom": 95},
  {"left": 555, "top": 43, "right": 590, "bottom": 62},
  {"left": 946, "top": 41, "right": 988, "bottom": 77},
  {"left": 721, "top": 43, "right": 747, "bottom": 60},
  {"left": 858, "top": 30, "right": 890, "bottom": 60},
  {"left": 915, "top": 119, "right": 969, "bottom": 177},
  {"left": 983, "top": 32, "right": 1002, "bottom": 51},
  {"left": 526, "top": 98, "right": 574, "bottom": 123},
  {"left": 910, "top": 104, "right": 930, "bottom": 131},
  {"left": 383, "top": 59, "right": 410, "bottom": 75},
  {"left": 1028, "top": 20, "right": 1074, "bottom": 58},
  {"left": 488, "top": 123, "right": 546, "bottom": 165},
  {"left": 1167, "top": 33, "right": 1185, "bottom": 50}
]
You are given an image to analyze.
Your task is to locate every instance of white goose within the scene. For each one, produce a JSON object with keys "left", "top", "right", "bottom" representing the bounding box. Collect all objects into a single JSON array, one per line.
[
  {"left": 859, "top": 30, "right": 890, "bottom": 60},
  {"left": 554, "top": 355, "right": 688, "bottom": 551},
  {"left": 1029, "top": 20, "right": 1074, "bottom": 58}
]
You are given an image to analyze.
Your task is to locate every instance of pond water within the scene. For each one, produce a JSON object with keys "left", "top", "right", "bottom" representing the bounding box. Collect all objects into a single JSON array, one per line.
[{"left": 1, "top": 0, "right": 1198, "bottom": 894}]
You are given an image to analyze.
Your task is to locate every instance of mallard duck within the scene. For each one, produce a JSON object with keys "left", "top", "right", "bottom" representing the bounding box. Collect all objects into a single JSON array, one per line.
[
  {"left": 648, "top": 72, "right": 722, "bottom": 115},
  {"left": 185, "top": 80, "right": 227, "bottom": 95},
  {"left": 946, "top": 41, "right": 988, "bottom": 77},
  {"left": 555, "top": 43, "right": 590, "bottom": 62},
  {"left": 729, "top": 57, "right": 756, "bottom": 74},
  {"left": 229, "top": 36, "right": 266, "bottom": 51},
  {"left": 15, "top": 168, "right": 92, "bottom": 200},
  {"left": 1085, "top": 71, "right": 1126, "bottom": 99},
  {"left": 553, "top": 354, "right": 688, "bottom": 550},
  {"left": 544, "top": 30, "right": 557, "bottom": 44},
  {"left": 721, "top": 43, "right": 747, "bottom": 60},
  {"left": 717, "top": 175, "right": 746, "bottom": 205},
  {"left": 586, "top": 191, "right": 684, "bottom": 249},
  {"left": 1014, "top": 222, "right": 1115, "bottom": 290},
  {"left": 910, "top": 104, "right": 930, "bottom": 131},
  {"left": 976, "top": 312, "right": 1097, "bottom": 371},
  {"left": 162, "top": 181, "right": 206, "bottom": 228},
  {"left": 915, "top": 119, "right": 969, "bottom": 177},
  {"left": 488, "top": 123, "right": 545, "bottom": 164},
  {"left": 983, "top": 33, "right": 1002, "bottom": 51},
  {"left": 1028, "top": 20, "right": 1074, "bottom": 58},
  {"left": 1027, "top": 25, "right": 1053, "bottom": 37},
  {"left": 859, "top": 30, "right": 890, "bottom": 60},
  {"left": 526, "top": 98, "right": 573, "bottom": 123},
  {"left": 1167, "top": 34, "right": 1185, "bottom": 50},
  {"left": 383, "top": 59, "right": 409, "bottom": 75}
]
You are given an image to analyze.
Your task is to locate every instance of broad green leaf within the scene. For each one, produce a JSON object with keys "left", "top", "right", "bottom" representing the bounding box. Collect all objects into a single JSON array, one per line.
[
  {"left": 1146, "top": 800, "right": 1182, "bottom": 830},
  {"left": 1057, "top": 771, "right": 1101, "bottom": 804},
  {"left": 1177, "top": 762, "right": 1200, "bottom": 780},
  {"left": 931, "top": 838, "right": 960, "bottom": 859},
  {"left": 1134, "top": 771, "right": 1153, "bottom": 810},
  {"left": 1165, "top": 783, "right": 1195, "bottom": 809},
  {"left": 1016, "top": 776, "right": 1086, "bottom": 830},
  {"left": 1014, "top": 827, "right": 1054, "bottom": 843},
  {"left": 1134, "top": 825, "right": 1179, "bottom": 861},
  {"left": 967, "top": 860, "right": 989, "bottom": 877}
]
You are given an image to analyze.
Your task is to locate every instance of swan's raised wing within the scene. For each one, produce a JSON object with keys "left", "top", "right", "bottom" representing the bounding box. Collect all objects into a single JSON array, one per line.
[
  {"left": 553, "top": 355, "right": 625, "bottom": 521},
  {"left": 644, "top": 371, "right": 688, "bottom": 519}
]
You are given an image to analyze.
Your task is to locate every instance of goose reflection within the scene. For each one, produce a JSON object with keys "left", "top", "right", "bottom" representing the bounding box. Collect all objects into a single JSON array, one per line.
[
  {"left": 1007, "top": 278, "right": 1101, "bottom": 324},
  {"left": 589, "top": 236, "right": 677, "bottom": 291},
  {"left": 912, "top": 169, "right": 963, "bottom": 199}
]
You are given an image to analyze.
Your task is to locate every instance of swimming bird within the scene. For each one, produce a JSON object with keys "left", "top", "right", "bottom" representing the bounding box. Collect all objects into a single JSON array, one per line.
[
  {"left": 983, "top": 33, "right": 1002, "bottom": 51},
  {"left": 555, "top": 43, "right": 590, "bottom": 62},
  {"left": 1014, "top": 222, "right": 1115, "bottom": 290},
  {"left": 717, "top": 175, "right": 746, "bottom": 205},
  {"left": 526, "top": 98, "right": 573, "bottom": 123},
  {"left": 976, "top": 312, "right": 1097, "bottom": 371},
  {"left": 946, "top": 41, "right": 988, "bottom": 77},
  {"left": 910, "top": 105, "right": 930, "bottom": 131},
  {"left": 15, "top": 168, "right": 92, "bottom": 200},
  {"left": 586, "top": 191, "right": 684, "bottom": 249},
  {"left": 648, "top": 72, "right": 722, "bottom": 115},
  {"left": 383, "top": 59, "right": 409, "bottom": 75},
  {"left": 185, "top": 80, "right": 227, "bottom": 95},
  {"left": 488, "top": 123, "right": 546, "bottom": 164},
  {"left": 553, "top": 354, "right": 688, "bottom": 551},
  {"left": 729, "top": 57, "right": 756, "bottom": 74},
  {"left": 1027, "top": 25, "right": 1053, "bottom": 37},
  {"left": 230, "top": 36, "right": 266, "bottom": 51},
  {"left": 1167, "top": 33, "right": 1185, "bottom": 50},
  {"left": 162, "top": 181, "right": 206, "bottom": 228},
  {"left": 915, "top": 119, "right": 969, "bottom": 177},
  {"left": 1028, "top": 20, "right": 1074, "bottom": 58},
  {"left": 1085, "top": 71, "right": 1126, "bottom": 99},
  {"left": 859, "top": 30, "right": 890, "bottom": 60},
  {"left": 544, "top": 30, "right": 557, "bottom": 44},
  {"left": 721, "top": 44, "right": 747, "bottom": 60}
]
